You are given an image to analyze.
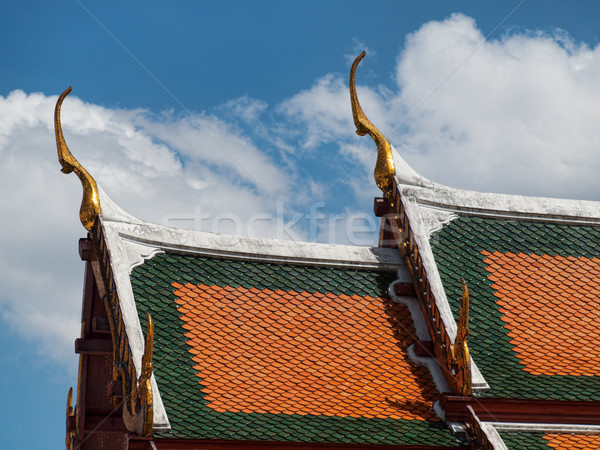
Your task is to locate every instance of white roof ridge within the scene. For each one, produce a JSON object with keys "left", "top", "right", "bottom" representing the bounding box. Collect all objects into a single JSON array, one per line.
[
  {"left": 391, "top": 143, "right": 438, "bottom": 189},
  {"left": 390, "top": 145, "right": 600, "bottom": 222},
  {"left": 102, "top": 219, "right": 405, "bottom": 270},
  {"left": 97, "top": 186, "right": 146, "bottom": 225}
]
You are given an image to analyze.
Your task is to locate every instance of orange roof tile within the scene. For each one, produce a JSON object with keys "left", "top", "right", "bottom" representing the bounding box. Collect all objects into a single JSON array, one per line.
[
  {"left": 172, "top": 282, "right": 438, "bottom": 420},
  {"left": 482, "top": 251, "right": 600, "bottom": 377},
  {"left": 544, "top": 433, "right": 600, "bottom": 449}
]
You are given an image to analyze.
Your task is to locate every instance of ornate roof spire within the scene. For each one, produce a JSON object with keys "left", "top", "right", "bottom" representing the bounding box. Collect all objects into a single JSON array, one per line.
[
  {"left": 349, "top": 51, "right": 396, "bottom": 192},
  {"left": 54, "top": 86, "right": 101, "bottom": 230}
]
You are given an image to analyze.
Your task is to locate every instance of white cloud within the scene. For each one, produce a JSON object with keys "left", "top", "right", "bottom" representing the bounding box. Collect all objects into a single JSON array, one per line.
[
  {"left": 218, "top": 95, "right": 268, "bottom": 122},
  {"left": 277, "top": 13, "right": 600, "bottom": 201},
  {"left": 344, "top": 38, "right": 376, "bottom": 65},
  {"left": 0, "top": 90, "right": 297, "bottom": 370},
  {"left": 391, "top": 13, "right": 600, "bottom": 199},
  {"left": 7, "top": 13, "right": 600, "bottom": 372},
  {"left": 278, "top": 74, "right": 354, "bottom": 149}
]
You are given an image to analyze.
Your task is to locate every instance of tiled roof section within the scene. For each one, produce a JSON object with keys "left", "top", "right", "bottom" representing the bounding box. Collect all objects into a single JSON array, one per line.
[
  {"left": 430, "top": 217, "right": 600, "bottom": 401},
  {"left": 482, "top": 251, "right": 600, "bottom": 377},
  {"left": 173, "top": 283, "right": 436, "bottom": 420},
  {"left": 131, "top": 253, "right": 460, "bottom": 446},
  {"left": 498, "top": 431, "right": 600, "bottom": 449}
]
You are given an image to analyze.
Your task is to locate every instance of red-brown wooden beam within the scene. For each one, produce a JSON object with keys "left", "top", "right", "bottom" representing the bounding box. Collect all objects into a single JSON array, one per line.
[
  {"left": 373, "top": 197, "right": 393, "bottom": 217},
  {"left": 442, "top": 395, "right": 600, "bottom": 424},
  {"left": 74, "top": 337, "right": 113, "bottom": 355},
  {"left": 92, "top": 316, "right": 110, "bottom": 334},
  {"left": 413, "top": 340, "right": 435, "bottom": 358},
  {"left": 82, "top": 414, "right": 128, "bottom": 433},
  {"left": 393, "top": 283, "right": 416, "bottom": 297},
  {"left": 79, "top": 237, "right": 93, "bottom": 261}
]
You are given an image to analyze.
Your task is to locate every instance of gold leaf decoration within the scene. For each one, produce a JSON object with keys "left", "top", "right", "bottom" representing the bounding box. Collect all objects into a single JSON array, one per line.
[
  {"left": 54, "top": 86, "right": 101, "bottom": 230},
  {"left": 349, "top": 51, "right": 396, "bottom": 192},
  {"left": 450, "top": 278, "right": 472, "bottom": 396}
]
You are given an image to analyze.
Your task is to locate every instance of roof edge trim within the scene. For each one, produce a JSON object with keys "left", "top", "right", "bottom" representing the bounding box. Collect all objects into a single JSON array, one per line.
[
  {"left": 102, "top": 221, "right": 405, "bottom": 270},
  {"left": 401, "top": 178, "right": 600, "bottom": 223}
]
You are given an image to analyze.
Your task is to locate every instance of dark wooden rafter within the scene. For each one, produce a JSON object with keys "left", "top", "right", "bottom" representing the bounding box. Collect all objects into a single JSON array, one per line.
[
  {"left": 66, "top": 225, "right": 154, "bottom": 449},
  {"left": 67, "top": 235, "right": 122, "bottom": 449},
  {"left": 91, "top": 220, "right": 154, "bottom": 437}
]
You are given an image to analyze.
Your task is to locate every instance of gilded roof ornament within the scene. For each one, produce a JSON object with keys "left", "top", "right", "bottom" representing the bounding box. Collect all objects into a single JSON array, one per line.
[
  {"left": 349, "top": 51, "right": 396, "bottom": 192},
  {"left": 65, "top": 387, "right": 75, "bottom": 449},
  {"left": 139, "top": 312, "right": 154, "bottom": 436},
  {"left": 450, "top": 278, "right": 472, "bottom": 396},
  {"left": 121, "top": 312, "right": 154, "bottom": 436},
  {"left": 54, "top": 87, "right": 101, "bottom": 230}
]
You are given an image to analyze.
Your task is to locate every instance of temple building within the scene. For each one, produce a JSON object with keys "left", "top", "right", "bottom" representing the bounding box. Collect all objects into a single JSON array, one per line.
[{"left": 58, "top": 52, "right": 600, "bottom": 449}]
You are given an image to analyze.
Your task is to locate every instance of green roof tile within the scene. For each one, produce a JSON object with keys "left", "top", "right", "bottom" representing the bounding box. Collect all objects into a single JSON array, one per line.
[
  {"left": 131, "top": 252, "right": 461, "bottom": 446},
  {"left": 430, "top": 217, "right": 600, "bottom": 401}
]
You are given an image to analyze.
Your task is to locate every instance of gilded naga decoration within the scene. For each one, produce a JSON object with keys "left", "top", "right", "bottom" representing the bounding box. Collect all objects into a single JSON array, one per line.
[
  {"left": 450, "top": 278, "right": 472, "bottom": 396},
  {"left": 121, "top": 312, "right": 154, "bottom": 436},
  {"left": 349, "top": 51, "right": 396, "bottom": 193},
  {"left": 65, "top": 387, "right": 75, "bottom": 449},
  {"left": 54, "top": 87, "right": 101, "bottom": 230}
]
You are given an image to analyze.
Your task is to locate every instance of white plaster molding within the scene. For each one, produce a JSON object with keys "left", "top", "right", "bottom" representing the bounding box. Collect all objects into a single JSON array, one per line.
[
  {"left": 417, "top": 205, "right": 458, "bottom": 238},
  {"left": 491, "top": 422, "right": 600, "bottom": 434},
  {"left": 98, "top": 186, "right": 145, "bottom": 225},
  {"left": 391, "top": 144, "right": 437, "bottom": 188},
  {"left": 389, "top": 281, "right": 491, "bottom": 404},
  {"left": 390, "top": 280, "right": 452, "bottom": 398},
  {"left": 407, "top": 344, "right": 451, "bottom": 398},
  {"left": 470, "top": 357, "right": 489, "bottom": 391},
  {"left": 433, "top": 400, "right": 445, "bottom": 422},
  {"left": 389, "top": 143, "right": 600, "bottom": 223},
  {"left": 120, "top": 238, "right": 164, "bottom": 273},
  {"left": 480, "top": 422, "right": 509, "bottom": 450},
  {"left": 103, "top": 221, "right": 406, "bottom": 270},
  {"left": 482, "top": 422, "right": 600, "bottom": 449},
  {"left": 404, "top": 193, "right": 489, "bottom": 391},
  {"left": 402, "top": 184, "right": 600, "bottom": 225},
  {"left": 400, "top": 195, "right": 457, "bottom": 339},
  {"left": 389, "top": 283, "right": 431, "bottom": 342},
  {"left": 395, "top": 268, "right": 412, "bottom": 283}
]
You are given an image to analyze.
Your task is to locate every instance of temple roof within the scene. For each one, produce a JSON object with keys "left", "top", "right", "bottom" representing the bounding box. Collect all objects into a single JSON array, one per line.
[
  {"left": 58, "top": 52, "right": 600, "bottom": 448},
  {"left": 94, "top": 186, "right": 412, "bottom": 434}
]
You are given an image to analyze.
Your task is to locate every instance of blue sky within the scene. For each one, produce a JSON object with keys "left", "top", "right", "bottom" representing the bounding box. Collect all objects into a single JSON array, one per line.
[{"left": 3, "top": 1, "right": 600, "bottom": 448}]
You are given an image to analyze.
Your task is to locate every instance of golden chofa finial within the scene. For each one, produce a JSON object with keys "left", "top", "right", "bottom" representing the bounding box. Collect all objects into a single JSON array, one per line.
[
  {"left": 350, "top": 51, "right": 396, "bottom": 192},
  {"left": 54, "top": 87, "right": 101, "bottom": 230}
]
